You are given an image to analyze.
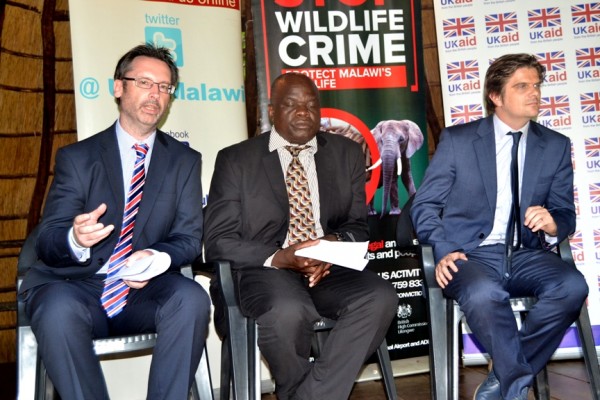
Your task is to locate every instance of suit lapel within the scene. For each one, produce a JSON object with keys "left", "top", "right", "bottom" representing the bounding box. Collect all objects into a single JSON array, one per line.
[
  {"left": 520, "top": 123, "right": 546, "bottom": 211},
  {"left": 262, "top": 135, "right": 289, "bottom": 210},
  {"left": 473, "top": 117, "right": 497, "bottom": 213},
  {"left": 100, "top": 127, "right": 125, "bottom": 219},
  {"left": 314, "top": 134, "right": 334, "bottom": 221}
]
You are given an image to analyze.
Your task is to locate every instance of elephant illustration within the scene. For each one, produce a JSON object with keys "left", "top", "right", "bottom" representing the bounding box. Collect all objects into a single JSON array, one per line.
[{"left": 369, "top": 119, "right": 424, "bottom": 215}]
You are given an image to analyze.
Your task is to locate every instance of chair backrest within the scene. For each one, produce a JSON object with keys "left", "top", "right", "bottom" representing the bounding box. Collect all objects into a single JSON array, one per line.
[
  {"left": 17, "top": 225, "right": 41, "bottom": 275},
  {"left": 396, "top": 194, "right": 418, "bottom": 248}
]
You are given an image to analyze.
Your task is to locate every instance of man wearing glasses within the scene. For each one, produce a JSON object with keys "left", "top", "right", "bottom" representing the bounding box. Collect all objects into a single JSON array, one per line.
[{"left": 19, "top": 43, "right": 210, "bottom": 400}]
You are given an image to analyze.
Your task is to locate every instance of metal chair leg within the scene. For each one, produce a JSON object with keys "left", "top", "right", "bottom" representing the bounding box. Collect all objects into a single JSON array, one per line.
[{"left": 376, "top": 339, "right": 398, "bottom": 400}]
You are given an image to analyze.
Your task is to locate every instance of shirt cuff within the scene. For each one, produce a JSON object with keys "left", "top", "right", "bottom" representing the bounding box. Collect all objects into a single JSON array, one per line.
[{"left": 68, "top": 227, "right": 90, "bottom": 262}]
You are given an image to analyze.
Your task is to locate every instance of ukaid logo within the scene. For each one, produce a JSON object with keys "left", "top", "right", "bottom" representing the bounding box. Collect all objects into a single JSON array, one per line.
[
  {"left": 449, "top": 104, "right": 482, "bottom": 125},
  {"left": 145, "top": 27, "right": 184, "bottom": 67},
  {"left": 446, "top": 59, "right": 480, "bottom": 95},
  {"left": 576, "top": 47, "right": 600, "bottom": 82},
  {"left": 485, "top": 12, "right": 519, "bottom": 47},
  {"left": 439, "top": 0, "right": 473, "bottom": 9},
  {"left": 585, "top": 137, "right": 600, "bottom": 171},
  {"left": 581, "top": 92, "right": 600, "bottom": 127},
  {"left": 570, "top": 231, "right": 585, "bottom": 264},
  {"left": 528, "top": 7, "right": 563, "bottom": 42},
  {"left": 442, "top": 16, "right": 477, "bottom": 51},
  {"left": 571, "top": 2, "right": 600, "bottom": 37},
  {"left": 538, "top": 95, "right": 572, "bottom": 129},
  {"left": 535, "top": 51, "right": 567, "bottom": 85}
]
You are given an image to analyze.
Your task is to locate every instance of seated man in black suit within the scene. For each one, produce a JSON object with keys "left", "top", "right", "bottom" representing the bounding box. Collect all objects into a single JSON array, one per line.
[{"left": 204, "top": 72, "right": 398, "bottom": 400}]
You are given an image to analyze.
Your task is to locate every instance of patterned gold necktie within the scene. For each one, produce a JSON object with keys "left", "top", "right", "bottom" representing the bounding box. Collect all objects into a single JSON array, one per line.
[{"left": 285, "top": 146, "right": 318, "bottom": 245}]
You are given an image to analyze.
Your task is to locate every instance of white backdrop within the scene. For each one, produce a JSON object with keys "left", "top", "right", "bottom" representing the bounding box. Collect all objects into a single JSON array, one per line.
[{"left": 433, "top": 0, "right": 600, "bottom": 363}]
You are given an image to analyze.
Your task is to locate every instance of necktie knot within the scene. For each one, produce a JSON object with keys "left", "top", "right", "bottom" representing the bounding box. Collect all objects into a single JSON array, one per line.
[
  {"left": 134, "top": 143, "right": 149, "bottom": 158},
  {"left": 507, "top": 131, "right": 522, "bottom": 143},
  {"left": 285, "top": 145, "right": 309, "bottom": 158}
]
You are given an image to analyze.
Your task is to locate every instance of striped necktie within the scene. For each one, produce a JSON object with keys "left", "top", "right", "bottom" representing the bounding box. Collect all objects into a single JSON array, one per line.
[
  {"left": 101, "top": 143, "right": 149, "bottom": 318},
  {"left": 285, "top": 145, "right": 318, "bottom": 245}
]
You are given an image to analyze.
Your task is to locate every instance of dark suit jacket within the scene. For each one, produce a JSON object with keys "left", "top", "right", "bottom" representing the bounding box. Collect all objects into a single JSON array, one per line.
[
  {"left": 20, "top": 124, "right": 204, "bottom": 294},
  {"left": 411, "top": 115, "right": 575, "bottom": 263},
  {"left": 204, "top": 131, "right": 369, "bottom": 269}
]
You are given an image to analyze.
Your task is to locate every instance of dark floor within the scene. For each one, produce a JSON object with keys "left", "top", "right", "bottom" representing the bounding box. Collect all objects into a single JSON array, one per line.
[
  {"left": 1, "top": 359, "right": 594, "bottom": 399},
  {"left": 264, "top": 360, "right": 594, "bottom": 400}
]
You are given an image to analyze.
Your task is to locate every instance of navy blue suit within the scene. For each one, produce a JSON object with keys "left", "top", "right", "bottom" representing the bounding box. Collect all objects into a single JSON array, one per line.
[
  {"left": 411, "top": 116, "right": 588, "bottom": 399},
  {"left": 20, "top": 125, "right": 210, "bottom": 400}
]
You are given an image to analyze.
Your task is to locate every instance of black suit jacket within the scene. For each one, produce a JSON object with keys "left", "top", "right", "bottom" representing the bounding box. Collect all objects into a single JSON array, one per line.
[
  {"left": 20, "top": 124, "right": 204, "bottom": 293},
  {"left": 204, "top": 131, "right": 369, "bottom": 269}
]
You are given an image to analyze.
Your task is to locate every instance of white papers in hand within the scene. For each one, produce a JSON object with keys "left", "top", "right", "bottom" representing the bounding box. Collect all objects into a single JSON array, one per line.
[
  {"left": 294, "top": 240, "right": 369, "bottom": 271},
  {"left": 105, "top": 252, "right": 171, "bottom": 283}
]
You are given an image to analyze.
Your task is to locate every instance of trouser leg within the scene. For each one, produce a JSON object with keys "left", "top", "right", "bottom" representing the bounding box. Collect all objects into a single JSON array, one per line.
[
  {"left": 111, "top": 273, "right": 211, "bottom": 400},
  {"left": 294, "top": 267, "right": 398, "bottom": 400},
  {"left": 25, "top": 277, "right": 110, "bottom": 400},
  {"left": 443, "top": 246, "right": 532, "bottom": 400},
  {"left": 237, "top": 268, "right": 319, "bottom": 400},
  {"left": 508, "top": 249, "right": 588, "bottom": 375}
]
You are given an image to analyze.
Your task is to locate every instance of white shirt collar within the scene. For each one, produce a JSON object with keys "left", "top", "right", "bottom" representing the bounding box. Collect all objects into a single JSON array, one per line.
[{"left": 268, "top": 127, "right": 318, "bottom": 153}]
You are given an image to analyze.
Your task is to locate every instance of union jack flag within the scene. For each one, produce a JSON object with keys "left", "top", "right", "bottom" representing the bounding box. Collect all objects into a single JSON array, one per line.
[
  {"left": 580, "top": 92, "right": 600, "bottom": 113},
  {"left": 528, "top": 7, "right": 562, "bottom": 28},
  {"left": 443, "top": 16, "right": 476, "bottom": 37},
  {"left": 539, "top": 96, "right": 570, "bottom": 116},
  {"left": 450, "top": 104, "right": 482, "bottom": 125},
  {"left": 574, "top": 184, "right": 579, "bottom": 204},
  {"left": 572, "top": 144, "right": 577, "bottom": 170},
  {"left": 585, "top": 137, "right": 600, "bottom": 157},
  {"left": 590, "top": 182, "right": 600, "bottom": 203},
  {"left": 570, "top": 231, "right": 584, "bottom": 251},
  {"left": 571, "top": 2, "right": 600, "bottom": 24},
  {"left": 447, "top": 60, "right": 479, "bottom": 81},
  {"left": 536, "top": 52, "right": 565, "bottom": 72},
  {"left": 485, "top": 12, "right": 518, "bottom": 33},
  {"left": 576, "top": 47, "right": 600, "bottom": 68},
  {"left": 594, "top": 229, "right": 600, "bottom": 248}
]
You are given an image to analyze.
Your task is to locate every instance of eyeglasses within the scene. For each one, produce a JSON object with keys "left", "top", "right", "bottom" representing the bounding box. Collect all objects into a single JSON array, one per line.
[{"left": 121, "top": 77, "right": 176, "bottom": 95}]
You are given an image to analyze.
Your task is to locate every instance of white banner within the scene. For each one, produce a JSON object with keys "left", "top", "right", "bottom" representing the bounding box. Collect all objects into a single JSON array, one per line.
[
  {"left": 69, "top": 0, "right": 248, "bottom": 205},
  {"left": 433, "top": 0, "right": 600, "bottom": 363}
]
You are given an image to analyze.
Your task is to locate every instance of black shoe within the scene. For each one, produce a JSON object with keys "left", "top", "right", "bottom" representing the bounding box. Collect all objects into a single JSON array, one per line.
[{"left": 473, "top": 370, "right": 501, "bottom": 400}]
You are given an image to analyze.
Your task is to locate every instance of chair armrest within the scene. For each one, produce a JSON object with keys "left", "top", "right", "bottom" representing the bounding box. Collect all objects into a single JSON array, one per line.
[
  {"left": 420, "top": 244, "right": 439, "bottom": 290},
  {"left": 557, "top": 237, "right": 575, "bottom": 266},
  {"left": 214, "top": 260, "right": 236, "bottom": 307}
]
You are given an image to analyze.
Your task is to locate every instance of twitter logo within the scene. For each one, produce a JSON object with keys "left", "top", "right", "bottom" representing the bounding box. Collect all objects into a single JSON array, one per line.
[{"left": 145, "top": 27, "right": 184, "bottom": 67}]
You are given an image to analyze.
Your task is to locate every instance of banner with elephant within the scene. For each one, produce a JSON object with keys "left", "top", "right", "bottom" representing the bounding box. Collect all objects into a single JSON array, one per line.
[{"left": 251, "top": 0, "right": 430, "bottom": 363}]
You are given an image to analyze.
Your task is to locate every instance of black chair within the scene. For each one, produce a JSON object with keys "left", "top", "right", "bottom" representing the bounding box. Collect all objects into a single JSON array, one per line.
[
  {"left": 211, "top": 259, "right": 399, "bottom": 400},
  {"left": 16, "top": 226, "right": 214, "bottom": 400},
  {"left": 420, "top": 238, "right": 600, "bottom": 400}
]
